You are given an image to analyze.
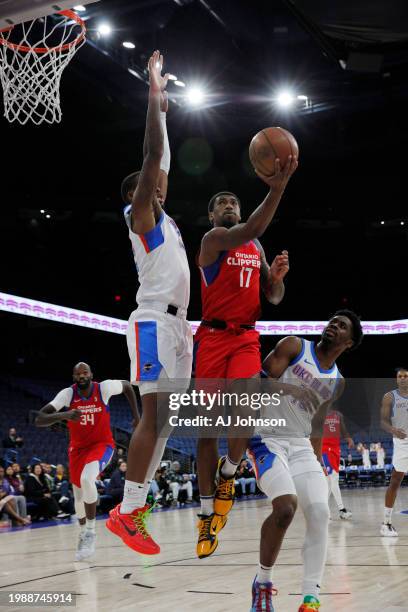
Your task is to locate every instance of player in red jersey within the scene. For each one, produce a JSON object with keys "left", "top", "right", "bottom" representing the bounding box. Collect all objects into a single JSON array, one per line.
[
  {"left": 322, "top": 410, "right": 354, "bottom": 520},
  {"left": 195, "top": 155, "right": 297, "bottom": 558},
  {"left": 36, "top": 362, "right": 139, "bottom": 560}
]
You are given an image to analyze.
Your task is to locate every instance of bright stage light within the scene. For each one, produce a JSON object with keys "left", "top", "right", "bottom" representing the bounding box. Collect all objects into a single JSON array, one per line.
[
  {"left": 123, "top": 41, "right": 135, "bottom": 49},
  {"left": 276, "top": 90, "right": 295, "bottom": 107},
  {"left": 73, "top": 5, "right": 86, "bottom": 11},
  {"left": 168, "top": 74, "right": 177, "bottom": 81},
  {"left": 97, "top": 23, "right": 112, "bottom": 36},
  {"left": 186, "top": 87, "right": 205, "bottom": 106},
  {"left": 174, "top": 80, "right": 185, "bottom": 87}
]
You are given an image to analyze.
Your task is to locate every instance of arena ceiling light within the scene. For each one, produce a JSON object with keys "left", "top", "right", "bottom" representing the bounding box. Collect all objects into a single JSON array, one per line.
[
  {"left": 174, "top": 80, "right": 185, "bottom": 87},
  {"left": 97, "top": 22, "right": 112, "bottom": 36},
  {"left": 168, "top": 74, "right": 178, "bottom": 81},
  {"left": 73, "top": 5, "right": 87, "bottom": 11},
  {"left": 123, "top": 41, "right": 135, "bottom": 49},
  {"left": 276, "top": 90, "right": 295, "bottom": 108},
  {"left": 186, "top": 86, "right": 205, "bottom": 106}
]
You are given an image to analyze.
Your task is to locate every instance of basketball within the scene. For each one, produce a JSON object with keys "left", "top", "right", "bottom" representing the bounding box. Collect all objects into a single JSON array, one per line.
[{"left": 249, "top": 127, "right": 299, "bottom": 176}]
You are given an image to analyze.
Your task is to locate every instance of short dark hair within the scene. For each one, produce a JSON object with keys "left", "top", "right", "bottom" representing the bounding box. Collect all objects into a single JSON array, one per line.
[
  {"left": 208, "top": 191, "right": 241, "bottom": 213},
  {"left": 395, "top": 366, "right": 408, "bottom": 374},
  {"left": 121, "top": 171, "right": 141, "bottom": 203},
  {"left": 333, "top": 309, "right": 363, "bottom": 351}
]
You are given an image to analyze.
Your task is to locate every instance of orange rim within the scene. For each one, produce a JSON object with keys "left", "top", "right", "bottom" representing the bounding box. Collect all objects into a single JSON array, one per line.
[{"left": 0, "top": 10, "right": 85, "bottom": 54}]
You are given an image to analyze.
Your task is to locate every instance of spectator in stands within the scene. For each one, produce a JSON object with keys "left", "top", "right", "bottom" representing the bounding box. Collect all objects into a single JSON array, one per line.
[
  {"left": 376, "top": 442, "right": 385, "bottom": 469},
  {"left": 11, "top": 463, "right": 24, "bottom": 489},
  {"left": 4, "top": 465, "right": 29, "bottom": 519},
  {"left": 40, "top": 463, "right": 54, "bottom": 492},
  {"left": 24, "top": 464, "right": 68, "bottom": 520},
  {"left": 361, "top": 443, "right": 371, "bottom": 469},
  {"left": 0, "top": 466, "right": 30, "bottom": 526},
  {"left": 2, "top": 428, "right": 24, "bottom": 450},
  {"left": 168, "top": 461, "right": 193, "bottom": 504},
  {"left": 150, "top": 467, "right": 170, "bottom": 504},
  {"left": 54, "top": 465, "right": 75, "bottom": 515},
  {"left": 107, "top": 462, "right": 127, "bottom": 505},
  {"left": 236, "top": 459, "right": 257, "bottom": 496}
]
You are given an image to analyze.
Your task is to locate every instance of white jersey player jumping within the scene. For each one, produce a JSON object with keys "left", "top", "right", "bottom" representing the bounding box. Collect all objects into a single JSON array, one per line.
[
  {"left": 247, "top": 310, "right": 363, "bottom": 612},
  {"left": 380, "top": 367, "right": 408, "bottom": 537},
  {"left": 106, "top": 51, "right": 192, "bottom": 556}
]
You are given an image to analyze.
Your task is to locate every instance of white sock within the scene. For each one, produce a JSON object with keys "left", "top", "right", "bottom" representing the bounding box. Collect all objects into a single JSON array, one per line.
[
  {"left": 200, "top": 496, "right": 214, "bottom": 516},
  {"left": 220, "top": 456, "right": 239, "bottom": 478},
  {"left": 120, "top": 480, "right": 146, "bottom": 514},
  {"left": 257, "top": 564, "right": 273, "bottom": 583},
  {"left": 86, "top": 518, "right": 96, "bottom": 533},
  {"left": 80, "top": 522, "right": 87, "bottom": 534},
  {"left": 384, "top": 506, "right": 393, "bottom": 524}
]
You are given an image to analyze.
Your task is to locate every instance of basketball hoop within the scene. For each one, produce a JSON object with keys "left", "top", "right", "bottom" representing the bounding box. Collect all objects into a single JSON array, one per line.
[{"left": 0, "top": 10, "right": 86, "bottom": 125}]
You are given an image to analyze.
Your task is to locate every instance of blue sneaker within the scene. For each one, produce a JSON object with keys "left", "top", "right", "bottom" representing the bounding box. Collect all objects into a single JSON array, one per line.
[{"left": 250, "top": 578, "right": 274, "bottom": 611}]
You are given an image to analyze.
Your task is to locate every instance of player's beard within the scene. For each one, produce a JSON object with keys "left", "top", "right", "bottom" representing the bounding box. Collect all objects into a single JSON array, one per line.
[
  {"left": 221, "top": 219, "right": 237, "bottom": 229},
  {"left": 77, "top": 378, "right": 91, "bottom": 390}
]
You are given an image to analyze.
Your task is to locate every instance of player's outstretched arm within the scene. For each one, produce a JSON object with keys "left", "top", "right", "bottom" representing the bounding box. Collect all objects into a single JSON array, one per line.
[
  {"left": 381, "top": 392, "right": 407, "bottom": 439},
  {"left": 257, "top": 243, "right": 289, "bottom": 305},
  {"left": 131, "top": 50, "right": 169, "bottom": 235},
  {"left": 35, "top": 404, "right": 80, "bottom": 427},
  {"left": 121, "top": 381, "right": 140, "bottom": 429},
  {"left": 263, "top": 336, "right": 302, "bottom": 378},
  {"left": 201, "top": 155, "right": 297, "bottom": 259}
]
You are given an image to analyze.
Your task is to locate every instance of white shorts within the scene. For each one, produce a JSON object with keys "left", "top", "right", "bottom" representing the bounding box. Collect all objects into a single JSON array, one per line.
[
  {"left": 247, "top": 436, "right": 325, "bottom": 501},
  {"left": 127, "top": 305, "right": 193, "bottom": 396},
  {"left": 392, "top": 438, "right": 408, "bottom": 473}
]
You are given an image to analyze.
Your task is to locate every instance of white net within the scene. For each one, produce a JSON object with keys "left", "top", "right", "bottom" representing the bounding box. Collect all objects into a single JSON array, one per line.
[{"left": 0, "top": 10, "right": 85, "bottom": 125}]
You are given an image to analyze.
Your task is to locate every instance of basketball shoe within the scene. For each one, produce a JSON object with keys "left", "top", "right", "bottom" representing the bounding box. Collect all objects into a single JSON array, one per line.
[
  {"left": 106, "top": 503, "right": 160, "bottom": 554},
  {"left": 76, "top": 530, "right": 96, "bottom": 561},
  {"left": 250, "top": 578, "right": 275, "bottom": 611},
  {"left": 339, "top": 508, "right": 352, "bottom": 520},
  {"left": 380, "top": 522, "right": 398, "bottom": 537},
  {"left": 298, "top": 595, "right": 321, "bottom": 611},
  {"left": 214, "top": 456, "right": 235, "bottom": 516},
  {"left": 196, "top": 513, "right": 227, "bottom": 559}
]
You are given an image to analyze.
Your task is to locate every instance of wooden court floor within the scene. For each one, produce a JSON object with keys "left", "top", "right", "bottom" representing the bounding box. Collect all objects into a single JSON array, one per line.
[{"left": 1, "top": 488, "right": 408, "bottom": 612}]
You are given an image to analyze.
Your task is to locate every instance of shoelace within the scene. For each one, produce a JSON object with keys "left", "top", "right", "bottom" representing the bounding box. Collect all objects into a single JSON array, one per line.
[
  {"left": 217, "top": 476, "right": 234, "bottom": 500},
  {"left": 131, "top": 502, "right": 158, "bottom": 540},
  {"left": 255, "top": 583, "right": 274, "bottom": 611},
  {"left": 198, "top": 515, "right": 214, "bottom": 542}
]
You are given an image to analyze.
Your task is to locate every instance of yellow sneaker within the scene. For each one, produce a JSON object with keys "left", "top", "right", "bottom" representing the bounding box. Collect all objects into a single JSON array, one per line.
[
  {"left": 214, "top": 456, "right": 235, "bottom": 516},
  {"left": 196, "top": 513, "right": 226, "bottom": 559}
]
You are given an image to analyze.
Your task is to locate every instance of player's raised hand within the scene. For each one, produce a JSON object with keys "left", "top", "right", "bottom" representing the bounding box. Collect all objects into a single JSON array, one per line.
[
  {"left": 270, "top": 250, "right": 289, "bottom": 283},
  {"left": 255, "top": 154, "right": 298, "bottom": 192},
  {"left": 148, "top": 50, "right": 169, "bottom": 95},
  {"left": 64, "top": 409, "right": 81, "bottom": 422}
]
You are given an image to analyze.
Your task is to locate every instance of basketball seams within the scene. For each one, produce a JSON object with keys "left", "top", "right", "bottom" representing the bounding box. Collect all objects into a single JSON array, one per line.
[{"left": 250, "top": 138, "right": 273, "bottom": 176}]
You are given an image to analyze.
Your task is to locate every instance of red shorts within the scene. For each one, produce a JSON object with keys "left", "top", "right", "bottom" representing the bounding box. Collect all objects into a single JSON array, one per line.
[
  {"left": 322, "top": 445, "right": 341, "bottom": 474},
  {"left": 68, "top": 442, "right": 115, "bottom": 488},
  {"left": 194, "top": 327, "right": 261, "bottom": 379}
]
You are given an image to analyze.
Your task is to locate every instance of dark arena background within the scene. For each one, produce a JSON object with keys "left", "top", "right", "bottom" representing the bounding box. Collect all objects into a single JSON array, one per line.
[{"left": 0, "top": 1, "right": 408, "bottom": 611}]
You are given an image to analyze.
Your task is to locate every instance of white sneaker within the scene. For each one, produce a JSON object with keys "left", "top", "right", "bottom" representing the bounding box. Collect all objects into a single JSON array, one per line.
[
  {"left": 76, "top": 530, "right": 96, "bottom": 560},
  {"left": 75, "top": 531, "right": 86, "bottom": 561},
  {"left": 339, "top": 508, "right": 352, "bottom": 520},
  {"left": 380, "top": 522, "right": 398, "bottom": 537}
]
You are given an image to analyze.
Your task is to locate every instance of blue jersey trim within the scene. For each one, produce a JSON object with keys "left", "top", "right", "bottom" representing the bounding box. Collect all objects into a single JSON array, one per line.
[
  {"left": 310, "top": 341, "right": 337, "bottom": 374},
  {"left": 99, "top": 445, "right": 114, "bottom": 473},
  {"left": 96, "top": 382, "right": 109, "bottom": 412},
  {"left": 142, "top": 212, "right": 165, "bottom": 252},
  {"left": 136, "top": 320, "right": 163, "bottom": 381},
  {"left": 200, "top": 251, "right": 227, "bottom": 286},
  {"left": 74, "top": 382, "right": 95, "bottom": 401},
  {"left": 289, "top": 338, "right": 305, "bottom": 366},
  {"left": 247, "top": 436, "right": 277, "bottom": 480}
]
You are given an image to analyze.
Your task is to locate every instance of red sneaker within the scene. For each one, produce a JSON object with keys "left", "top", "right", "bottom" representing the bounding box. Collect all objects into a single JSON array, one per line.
[{"left": 106, "top": 503, "right": 160, "bottom": 555}]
